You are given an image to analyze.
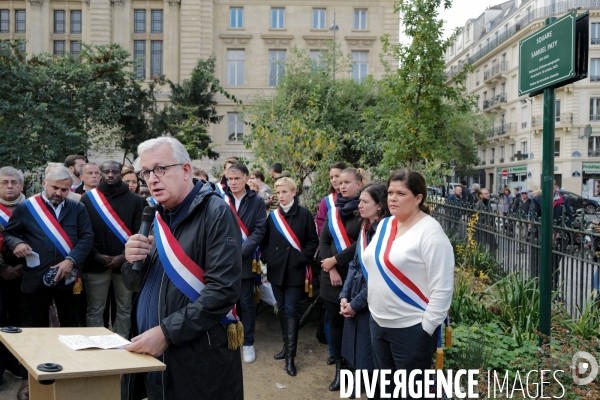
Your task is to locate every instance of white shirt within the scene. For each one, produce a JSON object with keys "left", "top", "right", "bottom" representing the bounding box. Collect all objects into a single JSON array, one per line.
[
  {"left": 233, "top": 190, "right": 247, "bottom": 211},
  {"left": 41, "top": 192, "right": 66, "bottom": 219},
  {"left": 363, "top": 215, "right": 454, "bottom": 335}
]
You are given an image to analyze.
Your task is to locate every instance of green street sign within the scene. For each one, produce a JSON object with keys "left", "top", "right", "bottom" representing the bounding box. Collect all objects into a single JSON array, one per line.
[{"left": 518, "top": 10, "right": 576, "bottom": 96}]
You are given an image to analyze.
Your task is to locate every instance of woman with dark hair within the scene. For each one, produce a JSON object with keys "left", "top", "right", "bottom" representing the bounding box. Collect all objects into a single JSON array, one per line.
[
  {"left": 121, "top": 167, "right": 140, "bottom": 194},
  {"left": 261, "top": 177, "right": 319, "bottom": 376},
  {"left": 319, "top": 167, "right": 369, "bottom": 391},
  {"left": 315, "top": 162, "right": 347, "bottom": 236},
  {"left": 363, "top": 169, "right": 454, "bottom": 398},
  {"left": 339, "top": 183, "right": 389, "bottom": 384}
]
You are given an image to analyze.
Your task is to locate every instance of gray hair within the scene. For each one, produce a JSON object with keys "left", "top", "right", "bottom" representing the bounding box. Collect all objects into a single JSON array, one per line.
[
  {"left": 137, "top": 137, "right": 192, "bottom": 165},
  {"left": 471, "top": 183, "right": 481, "bottom": 192},
  {"left": 0, "top": 167, "right": 24, "bottom": 184},
  {"left": 44, "top": 164, "right": 73, "bottom": 183}
]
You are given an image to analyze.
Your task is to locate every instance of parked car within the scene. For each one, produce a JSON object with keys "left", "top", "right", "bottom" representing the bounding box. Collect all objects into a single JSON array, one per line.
[
  {"left": 558, "top": 190, "right": 600, "bottom": 214},
  {"left": 446, "top": 183, "right": 461, "bottom": 197},
  {"left": 427, "top": 186, "right": 442, "bottom": 198}
]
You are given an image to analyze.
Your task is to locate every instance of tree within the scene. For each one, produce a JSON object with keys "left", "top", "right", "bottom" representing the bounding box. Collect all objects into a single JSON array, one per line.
[
  {"left": 151, "top": 56, "right": 238, "bottom": 160},
  {"left": 372, "top": 0, "right": 487, "bottom": 183}
]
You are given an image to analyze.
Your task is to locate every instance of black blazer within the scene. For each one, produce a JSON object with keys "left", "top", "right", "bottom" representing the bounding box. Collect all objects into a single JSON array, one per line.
[
  {"left": 319, "top": 212, "right": 361, "bottom": 303},
  {"left": 261, "top": 199, "right": 318, "bottom": 287}
]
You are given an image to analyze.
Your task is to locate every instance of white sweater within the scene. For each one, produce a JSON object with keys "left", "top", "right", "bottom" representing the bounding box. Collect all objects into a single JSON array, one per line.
[{"left": 363, "top": 215, "right": 454, "bottom": 335}]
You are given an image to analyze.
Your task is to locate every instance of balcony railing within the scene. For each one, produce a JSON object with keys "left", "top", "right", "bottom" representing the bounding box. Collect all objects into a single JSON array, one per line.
[
  {"left": 588, "top": 150, "right": 600, "bottom": 157},
  {"left": 521, "top": 122, "right": 527, "bottom": 129},
  {"left": 592, "top": 37, "right": 600, "bottom": 45},
  {"left": 487, "top": 123, "right": 516, "bottom": 138},
  {"left": 591, "top": 76, "right": 600, "bottom": 82},
  {"left": 590, "top": 115, "right": 600, "bottom": 121},
  {"left": 483, "top": 62, "right": 509, "bottom": 81},
  {"left": 482, "top": 93, "right": 508, "bottom": 110}
]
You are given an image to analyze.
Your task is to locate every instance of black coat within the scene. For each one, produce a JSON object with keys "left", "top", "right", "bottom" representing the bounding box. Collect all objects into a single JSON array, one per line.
[
  {"left": 80, "top": 182, "right": 146, "bottom": 274},
  {"left": 121, "top": 182, "right": 243, "bottom": 400},
  {"left": 339, "top": 223, "right": 376, "bottom": 371},
  {"left": 319, "top": 213, "right": 360, "bottom": 304},
  {"left": 261, "top": 199, "right": 319, "bottom": 287},
  {"left": 224, "top": 186, "right": 267, "bottom": 280}
]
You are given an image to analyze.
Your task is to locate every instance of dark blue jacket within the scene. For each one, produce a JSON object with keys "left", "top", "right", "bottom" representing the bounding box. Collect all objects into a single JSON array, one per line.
[
  {"left": 3, "top": 196, "right": 93, "bottom": 293},
  {"left": 225, "top": 186, "right": 266, "bottom": 280}
]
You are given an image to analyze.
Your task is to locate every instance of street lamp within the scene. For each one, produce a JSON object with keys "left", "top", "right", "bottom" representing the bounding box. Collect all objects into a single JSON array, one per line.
[{"left": 329, "top": 11, "right": 339, "bottom": 82}]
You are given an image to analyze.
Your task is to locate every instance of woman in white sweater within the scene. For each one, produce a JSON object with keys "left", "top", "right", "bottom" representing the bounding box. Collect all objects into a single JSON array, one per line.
[{"left": 362, "top": 169, "right": 454, "bottom": 398}]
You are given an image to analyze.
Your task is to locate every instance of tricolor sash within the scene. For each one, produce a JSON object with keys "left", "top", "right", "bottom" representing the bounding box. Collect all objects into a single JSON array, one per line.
[
  {"left": 0, "top": 204, "right": 11, "bottom": 227},
  {"left": 87, "top": 189, "right": 132, "bottom": 245},
  {"left": 153, "top": 212, "right": 239, "bottom": 324},
  {"left": 327, "top": 206, "right": 351, "bottom": 253},
  {"left": 148, "top": 196, "right": 157, "bottom": 206},
  {"left": 324, "top": 192, "right": 336, "bottom": 212},
  {"left": 271, "top": 208, "right": 313, "bottom": 296},
  {"left": 357, "top": 226, "right": 368, "bottom": 281},
  {"left": 224, "top": 195, "right": 249, "bottom": 241},
  {"left": 215, "top": 182, "right": 226, "bottom": 199},
  {"left": 24, "top": 195, "right": 73, "bottom": 257},
  {"left": 373, "top": 216, "right": 429, "bottom": 311}
]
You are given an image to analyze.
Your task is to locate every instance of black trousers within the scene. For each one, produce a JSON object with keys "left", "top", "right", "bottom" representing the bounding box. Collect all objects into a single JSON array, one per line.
[
  {"left": 323, "top": 298, "right": 344, "bottom": 360},
  {"left": 0, "top": 277, "right": 22, "bottom": 373},
  {"left": 271, "top": 284, "right": 303, "bottom": 319},
  {"left": 370, "top": 317, "right": 438, "bottom": 399}
]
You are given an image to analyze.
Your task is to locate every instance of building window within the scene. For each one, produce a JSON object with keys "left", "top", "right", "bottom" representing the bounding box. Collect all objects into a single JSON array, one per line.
[
  {"left": 228, "top": 113, "right": 244, "bottom": 142},
  {"left": 70, "top": 41, "right": 81, "bottom": 58},
  {"left": 271, "top": 8, "right": 285, "bottom": 29},
  {"left": 482, "top": 149, "right": 486, "bottom": 163},
  {"left": 510, "top": 143, "right": 516, "bottom": 157},
  {"left": 0, "top": 10, "right": 9, "bottom": 33},
  {"left": 268, "top": 50, "right": 286, "bottom": 86},
  {"left": 592, "top": 23, "right": 600, "bottom": 45},
  {"left": 521, "top": 105, "right": 528, "bottom": 128},
  {"left": 554, "top": 140, "right": 560, "bottom": 157},
  {"left": 134, "top": 40, "right": 146, "bottom": 79},
  {"left": 589, "top": 136, "right": 600, "bottom": 156},
  {"left": 354, "top": 9, "right": 367, "bottom": 30},
  {"left": 555, "top": 100, "right": 561, "bottom": 123},
  {"left": 53, "top": 40, "right": 66, "bottom": 56},
  {"left": 15, "top": 10, "right": 25, "bottom": 33},
  {"left": 54, "top": 11, "right": 66, "bottom": 34},
  {"left": 521, "top": 141, "right": 528, "bottom": 155},
  {"left": 590, "top": 98, "right": 600, "bottom": 121},
  {"left": 150, "top": 41, "right": 162, "bottom": 77},
  {"left": 227, "top": 50, "right": 245, "bottom": 86},
  {"left": 500, "top": 146, "right": 505, "bottom": 160},
  {"left": 313, "top": 9, "right": 326, "bottom": 30},
  {"left": 151, "top": 10, "right": 163, "bottom": 34},
  {"left": 352, "top": 51, "right": 368, "bottom": 82},
  {"left": 591, "top": 59, "right": 600, "bottom": 81},
  {"left": 134, "top": 10, "right": 146, "bottom": 33},
  {"left": 230, "top": 7, "right": 243, "bottom": 28},
  {"left": 70, "top": 11, "right": 82, "bottom": 34},
  {"left": 490, "top": 148, "right": 495, "bottom": 163}
]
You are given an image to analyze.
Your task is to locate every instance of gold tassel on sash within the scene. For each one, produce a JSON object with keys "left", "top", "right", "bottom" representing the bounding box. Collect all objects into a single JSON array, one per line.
[
  {"left": 435, "top": 347, "right": 444, "bottom": 370},
  {"left": 305, "top": 279, "right": 309, "bottom": 293},
  {"left": 252, "top": 259, "right": 260, "bottom": 274},
  {"left": 308, "top": 284, "right": 313, "bottom": 298},
  {"left": 445, "top": 325, "right": 452, "bottom": 348},
  {"left": 227, "top": 321, "right": 245, "bottom": 350},
  {"left": 254, "top": 285, "right": 261, "bottom": 303},
  {"left": 73, "top": 270, "right": 83, "bottom": 295}
]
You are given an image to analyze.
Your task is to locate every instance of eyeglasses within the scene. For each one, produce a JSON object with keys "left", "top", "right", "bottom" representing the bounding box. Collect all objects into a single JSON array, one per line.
[
  {"left": 101, "top": 169, "right": 121, "bottom": 175},
  {"left": 138, "top": 164, "right": 183, "bottom": 180}
]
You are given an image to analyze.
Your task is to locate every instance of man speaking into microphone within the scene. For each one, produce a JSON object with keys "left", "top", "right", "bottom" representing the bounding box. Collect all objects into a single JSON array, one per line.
[{"left": 122, "top": 137, "right": 243, "bottom": 400}]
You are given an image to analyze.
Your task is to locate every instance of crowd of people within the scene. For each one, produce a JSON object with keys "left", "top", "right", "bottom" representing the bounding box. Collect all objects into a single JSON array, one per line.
[{"left": 0, "top": 138, "right": 455, "bottom": 400}]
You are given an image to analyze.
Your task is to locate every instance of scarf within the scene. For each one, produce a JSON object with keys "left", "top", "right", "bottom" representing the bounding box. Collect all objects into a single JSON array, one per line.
[
  {"left": 280, "top": 198, "right": 294, "bottom": 213},
  {"left": 335, "top": 194, "right": 360, "bottom": 224},
  {"left": 0, "top": 193, "right": 26, "bottom": 208},
  {"left": 553, "top": 191, "right": 565, "bottom": 208}
]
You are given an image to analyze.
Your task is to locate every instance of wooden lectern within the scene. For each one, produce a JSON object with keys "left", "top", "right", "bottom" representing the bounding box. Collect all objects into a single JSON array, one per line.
[{"left": 0, "top": 327, "right": 165, "bottom": 400}]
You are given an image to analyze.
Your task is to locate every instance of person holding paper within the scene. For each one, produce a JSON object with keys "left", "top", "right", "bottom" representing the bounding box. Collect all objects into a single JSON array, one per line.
[
  {"left": 3, "top": 164, "right": 93, "bottom": 400},
  {"left": 122, "top": 137, "right": 243, "bottom": 400},
  {"left": 80, "top": 161, "right": 146, "bottom": 337}
]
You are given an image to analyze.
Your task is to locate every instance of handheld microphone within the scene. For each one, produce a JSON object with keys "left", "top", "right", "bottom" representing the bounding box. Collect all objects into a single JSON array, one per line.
[{"left": 132, "top": 206, "right": 156, "bottom": 271}]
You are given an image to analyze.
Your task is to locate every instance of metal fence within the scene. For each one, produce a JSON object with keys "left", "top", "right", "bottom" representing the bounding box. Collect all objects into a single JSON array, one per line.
[{"left": 429, "top": 198, "right": 600, "bottom": 318}]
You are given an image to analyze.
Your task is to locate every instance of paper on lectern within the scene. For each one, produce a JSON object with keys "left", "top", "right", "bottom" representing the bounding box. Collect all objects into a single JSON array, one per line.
[{"left": 58, "top": 334, "right": 131, "bottom": 350}]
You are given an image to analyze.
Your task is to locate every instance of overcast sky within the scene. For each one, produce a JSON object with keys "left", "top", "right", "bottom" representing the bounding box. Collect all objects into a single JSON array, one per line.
[{"left": 441, "top": 0, "right": 502, "bottom": 38}]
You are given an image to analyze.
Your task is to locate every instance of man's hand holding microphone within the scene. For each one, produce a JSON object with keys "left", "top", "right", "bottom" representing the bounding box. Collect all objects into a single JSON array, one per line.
[{"left": 125, "top": 206, "right": 156, "bottom": 270}]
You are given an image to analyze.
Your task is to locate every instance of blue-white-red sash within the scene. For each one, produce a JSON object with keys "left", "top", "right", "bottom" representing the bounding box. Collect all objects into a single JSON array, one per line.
[
  {"left": 357, "top": 226, "right": 368, "bottom": 281},
  {"left": 224, "top": 195, "right": 249, "bottom": 241},
  {"left": 148, "top": 196, "right": 157, "bottom": 206},
  {"left": 373, "top": 216, "right": 429, "bottom": 311},
  {"left": 327, "top": 206, "right": 351, "bottom": 253},
  {"left": 324, "top": 193, "right": 336, "bottom": 212},
  {"left": 24, "top": 195, "right": 73, "bottom": 258},
  {"left": 215, "top": 182, "right": 226, "bottom": 199},
  {"left": 87, "top": 189, "right": 131, "bottom": 245},
  {"left": 153, "top": 212, "right": 239, "bottom": 324},
  {"left": 0, "top": 204, "right": 11, "bottom": 228}
]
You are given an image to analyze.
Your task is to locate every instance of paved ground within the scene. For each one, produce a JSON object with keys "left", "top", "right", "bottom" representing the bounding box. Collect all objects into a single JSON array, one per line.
[{"left": 0, "top": 304, "right": 350, "bottom": 399}]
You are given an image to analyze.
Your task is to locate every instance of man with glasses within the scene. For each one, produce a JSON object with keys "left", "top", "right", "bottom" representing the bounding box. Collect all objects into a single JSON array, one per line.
[
  {"left": 122, "top": 137, "right": 243, "bottom": 400},
  {"left": 80, "top": 161, "right": 146, "bottom": 337},
  {"left": 0, "top": 167, "right": 26, "bottom": 388}
]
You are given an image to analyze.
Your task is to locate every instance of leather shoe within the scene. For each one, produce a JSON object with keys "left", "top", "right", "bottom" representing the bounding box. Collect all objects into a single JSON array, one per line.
[
  {"left": 17, "top": 380, "right": 29, "bottom": 400},
  {"left": 327, "top": 356, "right": 335, "bottom": 365}
]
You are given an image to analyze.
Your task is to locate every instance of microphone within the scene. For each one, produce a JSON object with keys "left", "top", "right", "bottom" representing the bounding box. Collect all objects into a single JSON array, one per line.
[{"left": 132, "top": 206, "right": 156, "bottom": 271}]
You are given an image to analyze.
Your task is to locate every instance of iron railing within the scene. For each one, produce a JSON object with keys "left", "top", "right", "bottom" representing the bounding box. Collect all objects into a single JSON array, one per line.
[{"left": 430, "top": 198, "right": 600, "bottom": 318}]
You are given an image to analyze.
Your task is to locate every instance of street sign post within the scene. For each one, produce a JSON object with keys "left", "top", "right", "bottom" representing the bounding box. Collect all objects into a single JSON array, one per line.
[
  {"left": 518, "top": 10, "right": 589, "bottom": 345},
  {"left": 501, "top": 169, "right": 509, "bottom": 178}
]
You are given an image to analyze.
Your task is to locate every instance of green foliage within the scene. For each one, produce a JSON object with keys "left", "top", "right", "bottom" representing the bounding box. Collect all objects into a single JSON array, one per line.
[
  {"left": 243, "top": 44, "right": 384, "bottom": 212},
  {"left": 371, "top": 0, "right": 487, "bottom": 180},
  {"left": 558, "top": 290, "right": 600, "bottom": 340},
  {"left": 151, "top": 56, "right": 238, "bottom": 160}
]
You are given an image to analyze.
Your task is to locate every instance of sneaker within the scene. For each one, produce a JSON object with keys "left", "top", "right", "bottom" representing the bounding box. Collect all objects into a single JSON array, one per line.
[{"left": 243, "top": 345, "right": 256, "bottom": 363}]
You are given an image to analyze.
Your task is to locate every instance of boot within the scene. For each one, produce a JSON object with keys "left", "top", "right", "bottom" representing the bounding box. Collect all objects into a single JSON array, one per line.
[
  {"left": 273, "top": 311, "right": 287, "bottom": 360},
  {"left": 329, "top": 359, "right": 344, "bottom": 391},
  {"left": 284, "top": 317, "right": 298, "bottom": 376}
]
